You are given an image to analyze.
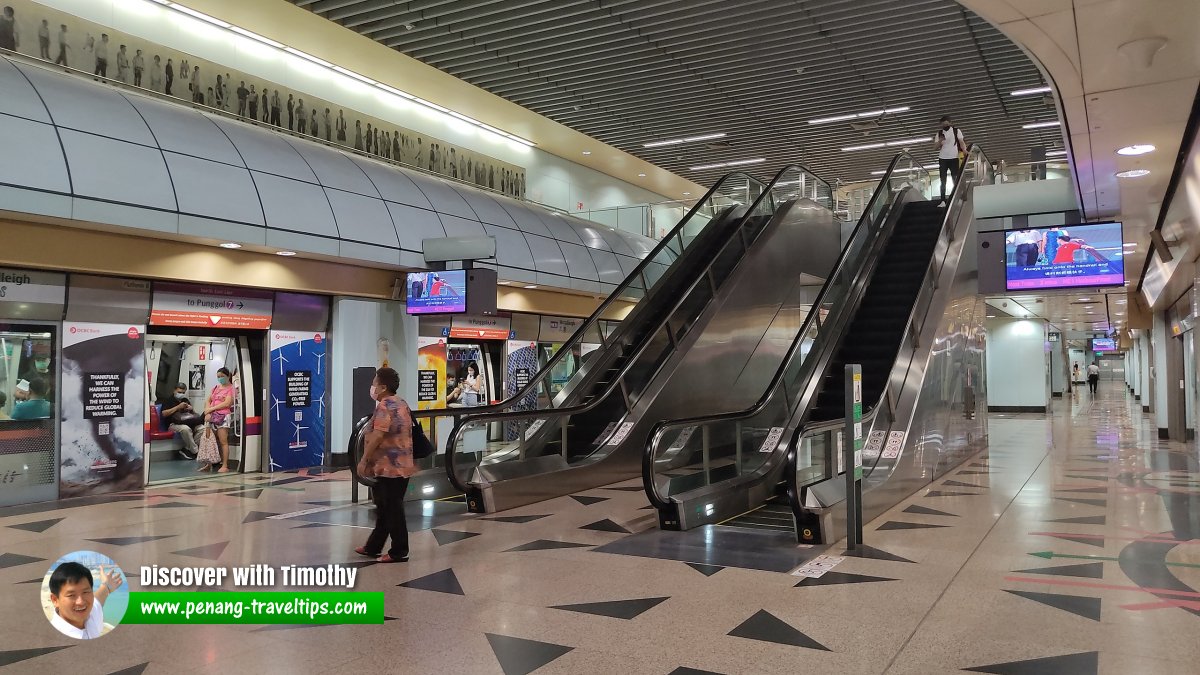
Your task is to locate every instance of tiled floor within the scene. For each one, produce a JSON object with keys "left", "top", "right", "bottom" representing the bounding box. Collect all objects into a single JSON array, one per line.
[{"left": 2, "top": 383, "right": 1197, "bottom": 674}]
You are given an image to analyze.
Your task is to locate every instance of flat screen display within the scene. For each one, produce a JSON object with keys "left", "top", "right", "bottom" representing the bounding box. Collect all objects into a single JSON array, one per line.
[
  {"left": 1004, "top": 222, "right": 1125, "bottom": 291},
  {"left": 1091, "top": 337, "right": 1116, "bottom": 351},
  {"left": 405, "top": 271, "right": 467, "bottom": 314}
]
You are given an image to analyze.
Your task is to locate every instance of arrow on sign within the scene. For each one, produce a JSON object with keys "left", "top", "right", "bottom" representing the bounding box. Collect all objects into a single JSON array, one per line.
[
  {"left": 209, "top": 316, "right": 222, "bottom": 325},
  {"left": 1029, "top": 551, "right": 1200, "bottom": 569},
  {"left": 237, "top": 301, "right": 245, "bottom": 309}
]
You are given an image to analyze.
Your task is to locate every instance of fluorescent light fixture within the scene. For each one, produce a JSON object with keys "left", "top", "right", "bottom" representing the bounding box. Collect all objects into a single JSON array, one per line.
[
  {"left": 284, "top": 46, "right": 334, "bottom": 69},
  {"left": 871, "top": 164, "right": 938, "bottom": 175},
  {"left": 637, "top": 173, "right": 647, "bottom": 177},
  {"left": 1023, "top": 121, "right": 1061, "bottom": 129},
  {"left": 1116, "top": 169, "right": 1150, "bottom": 178},
  {"left": 808, "top": 106, "right": 909, "bottom": 124},
  {"left": 581, "top": 151, "right": 592, "bottom": 155},
  {"left": 1011, "top": 86, "right": 1052, "bottom": 96},
  {"left": 843, "top": 142, "right": 886, "bottom": 152},
  {"left": 1046, "top": 150, "right": 1067, "bottom": 157},
  {"left": 689, "top": 158, "right": 766, "bottom": 171},
  {"left": 1117, "top": 144, "right": 1155, "bottom": 156},
  {"left": 219, "top": 242, "right": 242, "bottom": 249},
  {"left": 643, "top": 132, "right": 727, "bottom": 148},
  {"left": 228, "top": 25, "right": 284, "bottom": 49},
  {"left": 332, "top": 66, "right": 376, "bottom": 85},
  {"left": 842, "top": 136, "right": 929, "bottom": 152},
  {"left": 275, "top": 250, "right": 296, "bottom": 256},
  {"left": 523, "top": 285, "right": 538, "bottom": 289},
  {"left": 170, "top": 3, "right": 229, "bottom": 27}
]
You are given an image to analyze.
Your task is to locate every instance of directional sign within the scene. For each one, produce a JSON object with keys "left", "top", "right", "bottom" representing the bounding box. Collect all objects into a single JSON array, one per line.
[{"left": 150, "top": 282, "right": 273, "bottom": 329}]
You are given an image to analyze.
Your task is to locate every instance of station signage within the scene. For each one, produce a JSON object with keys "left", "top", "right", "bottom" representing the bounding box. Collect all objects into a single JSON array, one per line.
[
  {"left": 150, "top": 282, "right": 273, "bottom": 329},
  {"left": 449, "top": 314, "right": 512, "bottom": 340}
]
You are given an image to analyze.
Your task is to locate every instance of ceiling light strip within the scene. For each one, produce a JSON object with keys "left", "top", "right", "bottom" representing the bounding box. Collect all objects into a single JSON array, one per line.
[
  {"left": 1022, "top": 121, "right": 1061, "bottom": 129},
  {"left": 689, "top": 157, "right": 766, "bottom": 171},
  {"left": 1010, "top": 86, "right": 1052, "bottom": 96},
  {"left": 157, "top": 1, "right": 535, "bottom": 147},
  {"left": 842, "top": 136, "right": 930, "bottom": 152},
  {"left": 643, "top": 132, "right": 727, "bottom": 148},
  {"left": 808, "top": 106, "right": 909, "bottom": 125}
]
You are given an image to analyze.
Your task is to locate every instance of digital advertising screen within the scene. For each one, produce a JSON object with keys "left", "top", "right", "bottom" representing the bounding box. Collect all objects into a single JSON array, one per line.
[
  {"left": 1004, "top": 222, "right": 1125, "bottom": 291},
  {"left": 405, "top": 271, "right": 467, "bottom": 315},
  {"left": 1091, "top": 337, "right": 1117, "bottom": 351}
]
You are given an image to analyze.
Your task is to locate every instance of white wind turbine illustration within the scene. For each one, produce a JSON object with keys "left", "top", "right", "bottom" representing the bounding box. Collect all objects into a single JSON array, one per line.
[{"left": 273, "top": 350, "right": 289, "bottom": 375}]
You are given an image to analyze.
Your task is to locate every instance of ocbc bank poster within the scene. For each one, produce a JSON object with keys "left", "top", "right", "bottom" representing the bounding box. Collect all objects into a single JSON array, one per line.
[{"left": 268, "top": 332, "right": 327, "bottom": 471}]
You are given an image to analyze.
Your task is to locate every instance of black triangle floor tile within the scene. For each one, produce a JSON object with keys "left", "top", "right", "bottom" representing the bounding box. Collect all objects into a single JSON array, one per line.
[
  {"left": 15, "top": 577, "right": 43, "bottom": 584},
  {"left": 1043, "top": 534, "right": 1106, "bottom": 548},
  {"left": 431, "top": 529, "right": 481, "bottom": 546},
  {"left": 399, "top": 568, "right": 465, "bottom": 596},
  {"left": 843, "top": 545, "right": 915, "bottom": 564},
  {"left": 106, "top": 663, "right": 152, "bottom": 675},
  {"left": 87, "top": 535, "right": 176, "bottom": 546},
  {"left": 504, "top": 540, "right": 592, "bottom": 552},
  {"left": 580, "top": 518, "right": 631, "bottom": 534},
  {"left": 171, "top": 541, "right": 230, "bottom": 560},
  {"left": 485, "top": 633, "right": 573, "bottom": 675},
  {"left": 1045, "top": 515, "right": 1107, "bottom": 526},
  {"left": 1056, "top": 487, "right": 1108, "bottom": 495},
  {"left": 877, "top": 521, "right": 950, "bottom": 531},
  {"left": 669, "top": 668, "right": 727, "bottom": 675},
  {"left": 794, "top": 571, "right": 897, "bottom": 587},
  {"left": 550, "top": 596, "right": 669, "bottom": 619},
  {"left": 570, "top": 495, "right": 609, "bottom": 506},
  {"left": 963, "top": 651, "right": 1098, "bottom": 675},
  {"left": 224, "top": 489, "right": 264, "bottom": 499},
  {"left": 728, "top": 610, "right": 829, "bottom": 651},
  {"left": 135, "top": 502, "right": 204, "bottom": 509},
  {"left": 957, "top": 470, "right": 993, "bottom": 475},
  {"left": 0, "top": 552, "right": 46, "bottom": 569},
  {"left": 1013, "top": 562, "right": 1104, "bottom": 580},
  {"left": 481, "top": 514, "right": 551, "bottom": 524},
  {"left": 1004, "top": 590, "right": 1101, "bottom": 621},
  {"left": 0, "top": 646, "right": 73, "bottom": 668},
  {"left": 942, "top": 480, "right": 983, "bottom": 489},
  {"left": 292, "top": 522, "right": 336, "bottom": 529},
  {"left": 1065, "top": 475, "right": 1109, "bottom": 482},
  {"left": 903, "top": 505, "right": 958, "bottom": 517},
  {"left": 686, "top": 563, "right": 724, "bottom": 576},
  {"left": 7, "top": 517, "right": 64, "bottom": 533},
  {"left": 601, "top": 486, "right": 645, "bottom": 492},
  {"left": 1056, "top": 498, "right": 1108, "bottom": 508},
  {"left": 925, "top": 490, "right": 979, "bottom": 498},
  {"left": 243, "top": 511, "right": 281, "bottom": 524}
]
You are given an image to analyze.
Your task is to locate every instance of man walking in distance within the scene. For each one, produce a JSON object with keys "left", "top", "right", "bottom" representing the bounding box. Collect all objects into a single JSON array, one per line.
[
  {"left": 54, "top": 24, "right": 68, "bottom": 66},
  {"left": 37, "top": 19, "right": 50, "bottom": 59},
  {"left": 933, "top": 115, "right": 967, "bottom": 206},
  {"left": 1087, "top": 362, "right": 1100, "bottom": 395}
]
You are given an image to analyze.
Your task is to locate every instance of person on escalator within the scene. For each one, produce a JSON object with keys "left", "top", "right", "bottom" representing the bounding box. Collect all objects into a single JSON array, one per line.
[
  {"left": 355, "top": 367, "right": 415, "bottom": 563},
  {"left": 933, "top": 115, "right": 967, "bottom": 206}
]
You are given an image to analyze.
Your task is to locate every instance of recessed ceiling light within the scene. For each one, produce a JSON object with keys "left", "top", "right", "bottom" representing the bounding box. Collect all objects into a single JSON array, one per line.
[
  {"left": 1023, "top": 121, "right": 1061, "bottom": 129},
  {"left": 1011, "top": 86, "right": 1052, "bottom": 96},
  {"left": 219, "top": 242, "right": 242, "bottom": 249},
  {"left": 808, "top": 106, "right": 909, "bottom": 125},
  {"left": 682, "top": 192, "right": 692, "bottom": 196},
  {"left": 1116, "top": 169, "right": 1151, "bottom": 178},
  {"left": 643, "top": 132, "right": 727, "bottom": 148},
  {"left": 689, "top": 158, "right": 765, "bottom": 171},
  {"left": 275, "top": 250, "right": 296, "bottom": 256},
  {"left": 581, "top": 151, "right": 591, "bottom": 155},
  {"left": 523, "top": 285, "right": 538, "bottom": 289},
  {"left": 637, "top": 173, "right": 647, "bottom": 177},
  {"left": 1117, "top": 144, "right": 1155, "bottom": 156},
  {"left": 1122, "top": 242, "right": 1137, "bottom": 248}
]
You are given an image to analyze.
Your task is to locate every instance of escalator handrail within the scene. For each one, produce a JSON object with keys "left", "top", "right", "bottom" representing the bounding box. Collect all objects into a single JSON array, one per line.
[
  {"left": 411, "top": 170, "right": 763, "bottom": 421},
  {"left": 787, "top": 144, "right": 993, "bottom": 490},
  {"left": 441, "top": 163, "right": 838, "bottom": 493},
  {"left": 346, "top": 415, "right": 375, "bottom": 488},
  {"left": 642, "top": 151, "right": 932, "bottom": 509}
]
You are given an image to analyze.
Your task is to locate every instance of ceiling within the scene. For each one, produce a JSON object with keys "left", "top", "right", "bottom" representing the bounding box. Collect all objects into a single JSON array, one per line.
[
  {"left": 288, "top": 0, "right": 1063, "bottom": 190},
  {"left": 985, "top": 288, "right": 1130, "bottom": 336}
]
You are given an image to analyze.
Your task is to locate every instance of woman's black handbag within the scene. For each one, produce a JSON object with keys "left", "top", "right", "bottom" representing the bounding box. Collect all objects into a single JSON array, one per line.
[{"left": 412, "top": 419, "right": 435, "bottom": 459}]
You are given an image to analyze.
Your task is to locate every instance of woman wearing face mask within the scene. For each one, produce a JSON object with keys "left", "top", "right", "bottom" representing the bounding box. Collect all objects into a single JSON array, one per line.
[
  {"left": 199, "top": 367, "right": 235, "bottom": 473},
  {"left": 462, "top": 362, "right": 485, "bottom": 407},
  {"left": 355, "top": 367, "right": 414, "bottom": 563}
]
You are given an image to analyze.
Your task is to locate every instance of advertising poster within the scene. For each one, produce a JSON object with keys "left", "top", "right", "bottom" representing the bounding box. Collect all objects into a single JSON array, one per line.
[
  {"left": 416, "top": 337, "right": 447, "bottom": 412},
  {"left": 59, "top": 322, "right": 145, "bottom": 497},
  {"left": 268, "top": 332, "right": 326, "bottom": 471},
  {"left": 505, "top": 341, "right": 538, "bottom": 441}
]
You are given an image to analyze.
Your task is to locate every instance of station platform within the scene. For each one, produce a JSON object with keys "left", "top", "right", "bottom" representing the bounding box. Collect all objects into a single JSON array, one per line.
[{"left": 1, "top": 383, "right": 1196, "bottom": 674}]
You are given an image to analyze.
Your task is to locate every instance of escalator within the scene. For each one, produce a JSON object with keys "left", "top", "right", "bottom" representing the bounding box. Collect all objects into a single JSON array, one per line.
[
  {"left": 644, "top": 148, "right": 993, "bottom": 542},
  {"left": 437, "top": 165, "right": 844, "bottom": 512}
]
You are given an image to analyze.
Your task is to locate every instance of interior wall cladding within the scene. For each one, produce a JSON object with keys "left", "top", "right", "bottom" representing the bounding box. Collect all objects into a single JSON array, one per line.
[{"left": 0, "top": 2, "right": 663, "bottom": 294}]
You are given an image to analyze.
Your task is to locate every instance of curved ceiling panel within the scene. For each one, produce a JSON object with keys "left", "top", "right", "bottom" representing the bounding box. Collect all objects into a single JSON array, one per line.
[{"left": 0, "top": 54, "right": 656, "bottom": 293}]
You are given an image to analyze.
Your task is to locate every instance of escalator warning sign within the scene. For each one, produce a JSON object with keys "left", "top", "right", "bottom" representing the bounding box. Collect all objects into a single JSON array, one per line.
[
  {"left": 759, "top": 427, "right": 785, "bottom": 453},
  {"left": 606, "top": 421, "right": 636, "bottom": 446}
]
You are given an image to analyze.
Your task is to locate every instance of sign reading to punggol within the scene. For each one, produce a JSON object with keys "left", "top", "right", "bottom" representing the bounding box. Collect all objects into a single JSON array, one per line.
[
  {"left": 151, "top": 282, "right": 273, "bottom": 329},
  {"left": 450, "top": 314, "right": 512, "bottom": 340}
]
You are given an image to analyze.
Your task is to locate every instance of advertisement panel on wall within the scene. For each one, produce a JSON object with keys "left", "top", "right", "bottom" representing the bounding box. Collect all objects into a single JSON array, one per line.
[
  {"left": 267, "top": 331, "right": 327, "bottom": 471},
  {"left": 59, "top": 322, "right": 145, "bottom": 497},
  {"left": 505, "top": 340, "right": 538, "bottom": 441},
  {"left": 416, "top": 337, "right": 447, "bottom": 411},
  {"left": 150, "top": 283, "right": 273, "bottom": 329}
]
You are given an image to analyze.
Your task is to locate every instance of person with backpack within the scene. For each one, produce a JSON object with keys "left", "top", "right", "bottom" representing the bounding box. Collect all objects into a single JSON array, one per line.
[
  {"left": 355, "top": 367, "right": 416, "bottom": 563},
  {"left": 933, "top": 115, "right": 968, "bottom": 206}
]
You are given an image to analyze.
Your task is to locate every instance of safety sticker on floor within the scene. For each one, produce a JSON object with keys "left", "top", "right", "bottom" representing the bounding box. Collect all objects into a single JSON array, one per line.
[{"left": 790, "top": 555, "right": 846, "bottom": 578}]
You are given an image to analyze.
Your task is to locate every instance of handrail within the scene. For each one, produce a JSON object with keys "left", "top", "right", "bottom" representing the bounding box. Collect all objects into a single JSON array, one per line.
[
  {"left": 441, "top": 163, "right": 838, "bottom": 492},
  {"left": 786, "top": 144, "right": 993, "bottom": 495},
  {"left": 641, "top": 151, "right": 932, "bottom": 510}
]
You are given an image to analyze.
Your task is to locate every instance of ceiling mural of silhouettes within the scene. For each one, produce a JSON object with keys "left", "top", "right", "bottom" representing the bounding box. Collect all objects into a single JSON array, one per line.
[{"left": 0, "top": 0, "right": 527, "bottom": 200}]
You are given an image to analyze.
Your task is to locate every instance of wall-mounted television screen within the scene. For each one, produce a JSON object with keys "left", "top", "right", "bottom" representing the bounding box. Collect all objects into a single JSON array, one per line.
[
  {"left": 1091, "top": 337, "right": 1117, "bottom": 352},
  {"left": 1004, "top": 221, "right": 1125, "bottom": 291},
  {"left": 406, "top": 270, "right": 467, "bottom": 314}
]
